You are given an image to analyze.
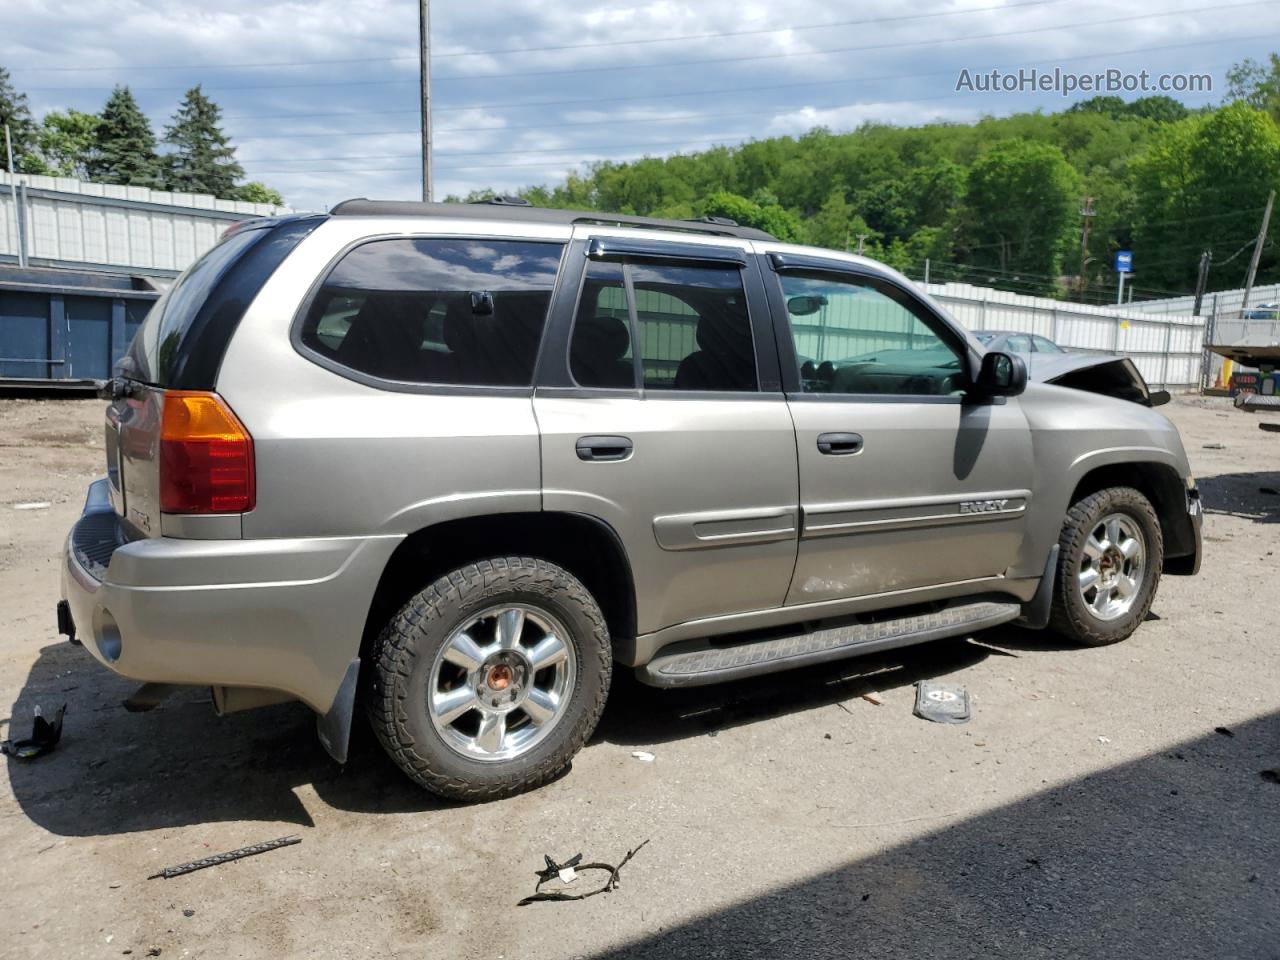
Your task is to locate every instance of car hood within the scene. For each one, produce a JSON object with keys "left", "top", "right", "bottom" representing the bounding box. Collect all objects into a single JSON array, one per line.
[{"left": 1035, "top": 354, "right": 1165, "bottom": 407}]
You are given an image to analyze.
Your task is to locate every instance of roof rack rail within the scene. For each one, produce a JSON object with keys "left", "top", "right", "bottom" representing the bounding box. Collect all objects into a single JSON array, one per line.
[
  {"left": 469, "top": 195, "right": 531, "bottom": 207},
  {"left": 328, "top": 198, "right": 775, "bottom": 241}
]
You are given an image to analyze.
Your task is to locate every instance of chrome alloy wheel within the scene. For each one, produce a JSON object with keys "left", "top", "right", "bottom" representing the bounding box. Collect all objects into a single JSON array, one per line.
[
  {"left": 1077, "top": 513, "right": 1146, "bottom": 622},
  {"left": 428, "top": 604, "right": 577, "bottom": 762}
]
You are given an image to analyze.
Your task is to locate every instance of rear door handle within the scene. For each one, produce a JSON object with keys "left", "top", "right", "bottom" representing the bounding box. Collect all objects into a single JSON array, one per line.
[
  {"left": 816, "top": 432, "right": 864, "bottom": 456},
  {"left": 576, "top": 435, "right": 633, "bottom": 461}
]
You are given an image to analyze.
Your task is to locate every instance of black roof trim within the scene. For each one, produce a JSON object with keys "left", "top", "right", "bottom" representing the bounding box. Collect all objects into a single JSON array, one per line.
[{"left": 328, "top": 198, "right": 775, "bottom": 241}]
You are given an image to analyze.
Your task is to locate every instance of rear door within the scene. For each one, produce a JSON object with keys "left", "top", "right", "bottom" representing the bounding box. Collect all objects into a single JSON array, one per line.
[
  {"left": 762, "top": 253, "right": 1035, "bottom": 605},
  {"left": 534, "top": 236, "right": 799, "bottom": 637}
]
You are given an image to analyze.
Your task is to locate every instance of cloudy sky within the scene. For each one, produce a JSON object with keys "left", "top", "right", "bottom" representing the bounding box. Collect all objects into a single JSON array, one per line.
[{"left": 5, "top": 0, "right": 1279, "bottom": 211}]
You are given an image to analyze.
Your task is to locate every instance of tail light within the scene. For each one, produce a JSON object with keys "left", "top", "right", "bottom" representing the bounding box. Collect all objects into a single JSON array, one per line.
[{"left": 159, "top": 391, "right": 255, "bottom": 514}]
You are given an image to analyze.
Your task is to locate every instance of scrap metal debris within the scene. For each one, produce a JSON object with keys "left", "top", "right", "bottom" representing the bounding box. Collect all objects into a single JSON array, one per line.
[
  {"left": 1, "top": 704, "right": 66, "bottom": 759},
  {"left": 13, "top": 501, "right": 51, "bottom": 511},
  {"left": 630, "top": 751, "right": 655, "bottom": 762},
  {"left": 913, "top": 682, "right": 970, "bottom": 724},
  {"left": 147, "top": 835, "right": 301, "bottom": 880},
  {"left": 517, "top": 841, "right": 650, "bottom": 906}
]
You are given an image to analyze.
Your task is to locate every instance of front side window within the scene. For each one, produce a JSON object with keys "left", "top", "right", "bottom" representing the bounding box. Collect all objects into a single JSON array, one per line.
[
  {"left": 567, "top": 257, "right": 758, "bottom": 392},
  {"left": 1005, "top": 334, "right": 1032, "bottom": 353},
  {"left": 300, "top": 237, "right": 564, "bottom": 387},
  {"left": 779, "top": 272, "right": 968, "bottom": 396},
  {"left": 1032, "top": 335, "right": 1065, "bottom": 354}
]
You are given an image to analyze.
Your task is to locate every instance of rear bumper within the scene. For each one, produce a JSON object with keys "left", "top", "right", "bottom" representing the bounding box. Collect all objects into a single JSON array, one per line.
[{"left": 61, "top": 479, "right": 402, "bottom": 713}]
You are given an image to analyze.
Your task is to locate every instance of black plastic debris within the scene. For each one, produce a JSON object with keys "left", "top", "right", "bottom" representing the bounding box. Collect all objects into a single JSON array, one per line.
[
  {"left": 147, "top": 835, "right": 301, "bottom": 880},
  {"left": 518, "top": 840, "right": 650, "bottom": 905},
  {"left": 913, "top": 682, "right": 970, "bottom": 724},
  {"left": 1261, "top": 769, "right": 1280, "bottom": 785},
  {"left": 1215, "top": 726, "right": 1235, "bottom": 738},
  {"left": 1, "top": 704, "right": 66, "bottom": 759}
]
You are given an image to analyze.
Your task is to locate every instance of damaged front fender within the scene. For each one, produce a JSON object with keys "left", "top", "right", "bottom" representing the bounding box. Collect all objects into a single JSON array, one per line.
[{"left": 1039, "top": 355, "right": 1168, "bottom": 407}]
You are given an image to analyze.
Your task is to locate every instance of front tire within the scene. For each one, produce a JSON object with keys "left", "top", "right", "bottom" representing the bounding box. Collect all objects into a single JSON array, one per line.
[
  {"left": 1048, "top": 487, "right": 1163, "bottom": 647},
  {"left": 366, "top": 557, "right": 611, "bottom": 801}
]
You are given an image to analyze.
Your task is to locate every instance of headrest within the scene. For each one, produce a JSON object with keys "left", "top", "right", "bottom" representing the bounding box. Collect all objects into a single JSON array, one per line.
[{"left": 579, "top": 315, "right": 631, "bottom": 361}]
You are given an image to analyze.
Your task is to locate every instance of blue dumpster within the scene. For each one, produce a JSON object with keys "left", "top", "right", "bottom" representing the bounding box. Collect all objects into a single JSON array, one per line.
[{"left": 0, "top": 264, "right": 160, "bottom": 387}]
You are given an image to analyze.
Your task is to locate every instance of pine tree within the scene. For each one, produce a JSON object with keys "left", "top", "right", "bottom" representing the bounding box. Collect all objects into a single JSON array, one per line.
[
  {"left": 88, "top": 86, "right": 162, "bottom": 187},
  {"left": 0, "top": 65, "right": 40, "bottom": 173},
  {"left": 162, "top": 85, "right": 243, "bottom": 197}
]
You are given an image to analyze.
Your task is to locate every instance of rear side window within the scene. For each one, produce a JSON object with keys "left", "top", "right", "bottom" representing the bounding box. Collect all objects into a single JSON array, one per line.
[
  {"left": 568, "top": 258, "right": 757, "bottom": 392},
  {"left": 300, "top": 237, "right": 564, "bottom": 387}
]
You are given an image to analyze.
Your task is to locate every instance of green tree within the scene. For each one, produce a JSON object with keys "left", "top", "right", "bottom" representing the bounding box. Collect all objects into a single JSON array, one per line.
[
  {"left": 235, "top": 181, "right": 285, "bottom": 205},
  {"left": 962, "top": 139, "right": 1081, "bottom": 293},
  {"left": 88, "top": 86, "right": 162, "bottom": 187},
  {"left": 36, "top": 109, "right": 99, "bottom": 178},
  {"left": 699, "top": 190, "right": 804, "bottom": 242},
  {"left": 1226, "top": 54, "right": 1280, "bottom": 122},
  {"left": 162, "top": 85, "right": 243, "bottom": 197},
  {"left": 0, "top": 65, "right": 40, "bottom": 173},
  {"left": 1133, "top": 102, "right": 1280, "bottom": 291}
]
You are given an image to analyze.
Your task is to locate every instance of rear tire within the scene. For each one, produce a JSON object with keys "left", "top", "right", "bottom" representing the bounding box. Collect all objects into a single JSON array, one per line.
[
  {"left": 366, "top": 557, "right": 611, "bottom": 801},
  {"left": 1048, "top": 486, "right": 1163, "bottom": 647}
]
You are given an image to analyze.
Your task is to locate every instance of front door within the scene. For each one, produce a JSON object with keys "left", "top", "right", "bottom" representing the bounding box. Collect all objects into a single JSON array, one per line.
[
  {"left": 768, "top": 261, "right": 1035, "bottom": 606},
  {"left": 535, "top": 240, "right": 799, "bottom": 637}
]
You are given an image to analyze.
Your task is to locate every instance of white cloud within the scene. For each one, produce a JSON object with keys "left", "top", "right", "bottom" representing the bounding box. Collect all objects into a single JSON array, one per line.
[{"left": 2, "top": 0, "right": 1275, "bottom": 210}]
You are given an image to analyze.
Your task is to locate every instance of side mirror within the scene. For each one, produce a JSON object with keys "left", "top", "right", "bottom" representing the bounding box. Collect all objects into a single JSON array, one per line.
[
  {"left": 1148, "top": 389, "right": 1171, "bottom": 407},
  {"left": 974, "top": 351, "right": 1027, "bottom": 397}
]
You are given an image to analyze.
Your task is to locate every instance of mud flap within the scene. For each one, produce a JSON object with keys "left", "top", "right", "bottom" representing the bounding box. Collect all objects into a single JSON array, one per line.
[
  {"left": 316, "top": 658, "right": 360, "bottom": 764},
  {"left": 1016, "top": 544, "right": 1059, "bottom": 630}
]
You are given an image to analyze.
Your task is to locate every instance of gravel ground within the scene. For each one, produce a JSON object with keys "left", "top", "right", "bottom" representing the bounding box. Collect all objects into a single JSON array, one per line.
[{"left": 1, "top": 394, "right": 1277, "bottom": 960}]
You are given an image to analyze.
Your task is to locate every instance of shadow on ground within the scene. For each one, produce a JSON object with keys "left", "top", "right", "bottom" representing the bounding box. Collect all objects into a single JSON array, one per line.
[
  {"left": 6, "top": 621, "right": 1066, "bottom": 836},
  {"left": 1198, "top": 470, "right": 1280, "bottom": 525},
  {"left": 592, "top": 711, "right": 1280, "bottom": 959}
]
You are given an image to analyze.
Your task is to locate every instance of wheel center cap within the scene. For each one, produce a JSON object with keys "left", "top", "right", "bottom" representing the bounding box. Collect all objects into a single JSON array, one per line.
[{"left": 486, "top": 664, "right": 514, "bottom": 691}]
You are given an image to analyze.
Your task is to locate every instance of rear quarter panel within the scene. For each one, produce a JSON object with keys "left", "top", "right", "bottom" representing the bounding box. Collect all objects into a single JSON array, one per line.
[{"left": 215, "top": 217, "right": 573, "bottom": 540}]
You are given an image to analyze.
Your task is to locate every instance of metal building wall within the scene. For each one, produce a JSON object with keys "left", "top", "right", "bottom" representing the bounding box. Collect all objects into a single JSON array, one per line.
[{"left": 1, "top": 172, "right": 293, "bottom": 277}]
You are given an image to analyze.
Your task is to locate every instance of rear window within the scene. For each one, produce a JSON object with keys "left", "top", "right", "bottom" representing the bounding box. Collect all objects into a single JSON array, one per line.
[
  {"left": 127, "top": 227, "right": 266, "bottom": 385},
  {"left": 124, "top": 217, "right": 322, "bottom": 388},
  {"left": 299, "top": 237, "right": 564, "bottom": 388}
]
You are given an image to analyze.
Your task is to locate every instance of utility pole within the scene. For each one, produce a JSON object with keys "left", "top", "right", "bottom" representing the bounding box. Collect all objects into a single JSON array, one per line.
[
  {"left": 1241, "top": 189, "right": 1275, "bottom": 312},
  {"left": 1191, "top": 251, "right": 1212, "bottom": 317},
  {"left": 1077, "top": 195, "right": 1096, "bottom": 299},
  {"left": 4, "top": 124, "right": 26, "bottom": 268},
  {"left": 419, "top": 0, "right": 433, "bottom": 202}
]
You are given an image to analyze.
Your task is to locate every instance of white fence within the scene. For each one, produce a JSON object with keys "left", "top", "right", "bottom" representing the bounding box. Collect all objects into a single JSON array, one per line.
[
  {"left": 1127, "top": 282, "right": 1280, "bottom": 317},
  {"left": 914, "top": 280, "right": 1207, "bottom": 388},
  {"left": 1, "top": 172, "right": 293, "bottom": 277}
]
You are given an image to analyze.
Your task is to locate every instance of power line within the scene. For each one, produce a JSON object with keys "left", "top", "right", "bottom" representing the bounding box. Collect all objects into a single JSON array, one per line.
[
  {"left": 23, "top": 2, "right": 1268, "bottom": 92},
  {"left": 240, "top": 132, "right": 757, "bottom": 163},
  {"left": 209, "top": 32, "right": 1259, "bottom": 129},
  {"left": 227, "top": 77, "right": 1218, "bottom": 149},
  {"left": 213, "top": 33, "right": 1253, "bottom": 124},
  {"left": 9, "top": 0, "right": 1075, "bottom": 73}
]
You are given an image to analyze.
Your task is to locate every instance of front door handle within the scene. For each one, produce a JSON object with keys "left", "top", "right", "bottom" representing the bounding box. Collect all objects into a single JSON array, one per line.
[
  {"left": 576, "top": 435, "right": 633, "bottom": 461},
  {"left": 816, "top": 432, "right": 864, "bottom": 456}
]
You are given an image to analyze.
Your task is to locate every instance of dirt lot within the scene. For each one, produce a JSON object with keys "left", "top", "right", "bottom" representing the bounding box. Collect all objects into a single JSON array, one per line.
[{"left": 1, "top": 394, "right": 1277, "bottom": 959}]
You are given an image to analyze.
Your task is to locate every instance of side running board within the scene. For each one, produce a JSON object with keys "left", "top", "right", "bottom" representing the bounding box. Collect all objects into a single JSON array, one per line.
[{"left": 638, "top": 600, "right": 1021, "bottom": 688}]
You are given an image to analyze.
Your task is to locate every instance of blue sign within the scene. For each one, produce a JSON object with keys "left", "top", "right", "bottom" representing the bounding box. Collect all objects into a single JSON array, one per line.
[{"left": 1114, "top": 250, "right": 1132, "bottom": 273}]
